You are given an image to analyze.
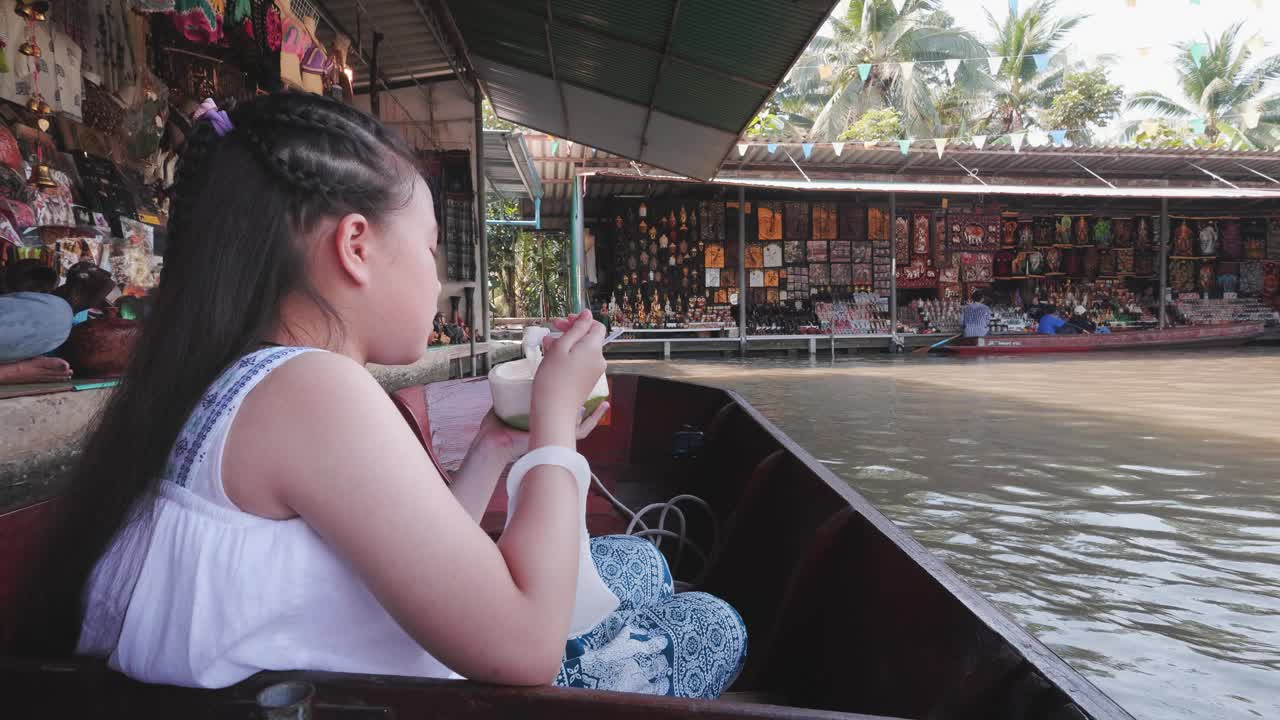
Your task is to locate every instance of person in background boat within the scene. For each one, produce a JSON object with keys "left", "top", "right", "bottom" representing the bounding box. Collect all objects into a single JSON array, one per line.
[
  {"left": 0, "top": 260, "right": 74, "bottom": 384},
  {"left": 961, "top": 289, "right": 991, "bottom": 338},
  {"left": 16, "top": 93, "right": 745, "bottom": 699},
  {"left": 1036, "top": 305, "right": 1067, "bottom": 335}
]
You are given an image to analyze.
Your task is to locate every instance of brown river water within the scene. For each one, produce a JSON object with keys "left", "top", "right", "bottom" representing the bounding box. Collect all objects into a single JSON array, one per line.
[{"left": 613, "top": 349, "right": 1280, "bottom": 720}]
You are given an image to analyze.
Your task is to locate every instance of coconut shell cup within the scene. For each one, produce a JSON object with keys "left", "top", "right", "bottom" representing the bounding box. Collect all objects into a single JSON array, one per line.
[{"left": 488, "top": 358, "right": 609, "bottom": 431}]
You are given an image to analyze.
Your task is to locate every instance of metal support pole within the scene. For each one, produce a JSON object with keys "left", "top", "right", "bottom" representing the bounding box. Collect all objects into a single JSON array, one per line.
[
  {"left": 569, "top": 174, "right": 585, "bottom": 312},
  {"left": 888, "top": 192, "right": 898, "bottom": 351},
  {"left": 1158, "top": 198, "right": 1169, "bottom": 330},
  {"left": 472, "top": 88, "right": 487, "bottom": 373},
  {"left": 737, "top": 187, "right": 747, "bottom": 357}
]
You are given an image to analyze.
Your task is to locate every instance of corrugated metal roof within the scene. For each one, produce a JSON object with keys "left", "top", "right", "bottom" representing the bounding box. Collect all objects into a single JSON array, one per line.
[
  {"left": 589, "top": 170, "right": 1280, "bottom": 201},
  {"left": 318, "top": 0, "right": 459, "bottom": 89},
  {"left": 443, "top": 0, "right": 839, "bottom": 180},
  {"left": 483, "top": 130, "right": 542, "bottom": 201},
  {"left": 721, "top": 142, "right": 1280, "bottom": 185}
]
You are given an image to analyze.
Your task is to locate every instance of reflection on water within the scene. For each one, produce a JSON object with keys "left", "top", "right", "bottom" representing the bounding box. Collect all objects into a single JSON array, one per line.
[{"left": 616, "top": 349, "right": 1280, "bottom": 720}]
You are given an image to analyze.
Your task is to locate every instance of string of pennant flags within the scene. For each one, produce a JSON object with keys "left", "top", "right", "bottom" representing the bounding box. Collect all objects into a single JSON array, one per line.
[{"left": 539, "top": 104, "right": 1275, "bottom": 160}]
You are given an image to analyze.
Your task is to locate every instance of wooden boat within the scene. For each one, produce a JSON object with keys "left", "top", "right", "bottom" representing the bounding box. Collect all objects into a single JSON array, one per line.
[
  {"left": 0, "top": 374, "right": 1134, "bottom": 719},
  {"left": 946, "top": 322, "right": 1264, "bottom": 356}
]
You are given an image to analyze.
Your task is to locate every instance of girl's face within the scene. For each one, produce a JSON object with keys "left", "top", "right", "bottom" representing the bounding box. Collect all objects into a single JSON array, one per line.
[{"left": 362, "top": 176, "right": 440, "bottom": 364}]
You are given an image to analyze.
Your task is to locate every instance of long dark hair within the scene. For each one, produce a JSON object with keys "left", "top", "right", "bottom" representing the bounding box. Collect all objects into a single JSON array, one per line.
[{"left": 16, "top": 92, "right": 417, "bottom": 657}]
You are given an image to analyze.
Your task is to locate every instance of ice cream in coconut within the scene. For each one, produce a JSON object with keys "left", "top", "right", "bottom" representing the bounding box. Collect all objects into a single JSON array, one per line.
[{"left": 489, "top": 325, "right": 609, "bottom": 430}]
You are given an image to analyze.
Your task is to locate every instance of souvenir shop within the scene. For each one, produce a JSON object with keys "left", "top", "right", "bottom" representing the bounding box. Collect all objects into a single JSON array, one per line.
[
  {"left": 587, "top": 175, "right": 1280, "bottom": 339},
  {"left": 0, "top": 0, "right": 479, "bottom": 349}
]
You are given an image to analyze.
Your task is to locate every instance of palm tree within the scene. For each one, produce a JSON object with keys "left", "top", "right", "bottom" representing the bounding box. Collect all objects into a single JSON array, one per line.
[
  {"left": 796, "top": 0, "right": 985, "bottom": 140},
  {"left": 1126, "top": 23, "right": 1280, "bottom": 149},
  {"left": 980, "top": 0, "right": 1085, "bottom": 135}
]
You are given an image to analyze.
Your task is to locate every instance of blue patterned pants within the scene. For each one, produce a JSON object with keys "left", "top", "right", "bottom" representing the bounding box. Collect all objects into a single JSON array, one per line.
[{"left": 554, "top": 535, "right": 747, "bottom": 699}]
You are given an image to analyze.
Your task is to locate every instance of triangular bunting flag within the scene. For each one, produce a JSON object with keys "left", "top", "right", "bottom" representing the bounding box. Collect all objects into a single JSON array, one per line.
[
  {"left": 945, "top": 59, "right": 962, "bottom": 82},
  {"left": 1248, "top": 35, "right": 1265, "bottom": 54},
  {"left": 1190, "top": 0, "right": 1200, "bottom": 5},
  {"left": 1191, "top": 42, "right": 1208, "bottom": 66},
  {"left": 1032, "top": 53, "right": 1050, "bottom": 71},
  {"left": 1125, "top": 0, "right": 1136, "bottom": 7},
  {"left": 832, "top": 142, "right": 845, "bottom": 157},
  {"left": 934, "top": 137, "right": 948, "bottom": 159},
  {"left": 566, "top": 140, "right": 574, "bottom": 150},
  {"left": 767, "top": 143, "right": 778, "bottom": 154},
  {"left": 1049, "top": 129, "right": 1067, "bottom": 146},
  {"left": 1140, "top": 120, "right": 1159, "bottom": 135},
  {"left": 737, "top": 143, "right": 749, "bottom": 157},
  {"left": 549, "top": 139, "right": 560, "bottom": 155},
  {"left": 891, "top": 0, "right": 907, "bottom": 12},
  {"left": 802, "top": 143, "right": 814, "bottom": 160},
  {"left": 1138, "top": 47, "right": 1152, "bottom": 57},
  {"left": 988, "top": 56, "right": 1003, "bottom": 75},
  {"left": 1189, "top": 118, "right": 1206, "bottom": 134},
  {"left": 863, "top": 140, "right": 878, "bottom": 150},
  {"left": 898, "top": 138, "right": 912, "bottom": 155},
  {"left": 1010, "top": 132, "right": 1026, "bottom": 152},
  {"left": 972, "top": 135, "right": 988, "bottom": 150},
  {"left": 899, "top": 62, "right": 915, "bottom": 82},
  {"left": 858, "top": 63, "right": 872, "bottom": 82},
  {"left": 818, "top": 64, "right": 833, "bottom": 80},
  {"left": 1243, "top": 107, "right": 1262, "bottom": 129}
]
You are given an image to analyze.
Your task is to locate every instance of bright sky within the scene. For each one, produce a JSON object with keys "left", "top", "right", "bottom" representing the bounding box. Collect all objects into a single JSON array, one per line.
[{"left": 827, "top": 0, "right": 1278, "bottom": 139}]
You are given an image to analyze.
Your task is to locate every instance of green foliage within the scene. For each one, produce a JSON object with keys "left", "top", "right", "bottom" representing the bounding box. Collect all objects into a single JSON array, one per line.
[
  {"left": 1133, "top": 119, "right": 1230, "bottom": 150},
  {"left": 1044, "top": 68, "right": 1123, "bottom": 139},
  {"left": 1127, "top": 23, "right": 1280, "bottom": 149},
  {"left": 482, "top": 99, "right": 516, "bottom": 131},
  {"left": 485, "top": 197, "right": 570, "bottom": 318},
  {"left": 838, "top": 108, "right": 904, "bottom": 141}
]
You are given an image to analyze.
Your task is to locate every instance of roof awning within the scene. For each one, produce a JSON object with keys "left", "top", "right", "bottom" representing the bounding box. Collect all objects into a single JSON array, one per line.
[
  {"left": 589, "top": 171, "right": 1280, "bottom": 201},
  {"left": 483, "top": 130, "right": 543, "bottom": 201},
  {"left": 443, "top": 0, "right": 838, "bottom": 180}
]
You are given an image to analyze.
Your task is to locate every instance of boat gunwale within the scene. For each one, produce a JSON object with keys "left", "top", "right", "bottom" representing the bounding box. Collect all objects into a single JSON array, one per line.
[{"left": 712, "top": 384, "right": 1135, "bottom": 720}]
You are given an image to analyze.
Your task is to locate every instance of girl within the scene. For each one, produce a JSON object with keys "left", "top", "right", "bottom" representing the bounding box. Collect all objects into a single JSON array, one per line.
[{"left": 18, "top": 92, "right": 744, "bottom": 698}]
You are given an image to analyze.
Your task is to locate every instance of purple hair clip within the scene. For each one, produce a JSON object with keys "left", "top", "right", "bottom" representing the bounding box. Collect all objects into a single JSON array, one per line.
[{"left": 192, "top": 98, "right": 233, "bottom": 137}]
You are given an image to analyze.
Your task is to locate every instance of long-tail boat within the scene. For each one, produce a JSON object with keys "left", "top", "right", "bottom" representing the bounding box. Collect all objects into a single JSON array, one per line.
[
  {"left": 946, "top": 322, "right": 1263, "bottom": 356},
  {"left": 0, "top": 374, "right": 1134, "bottom": 719}
]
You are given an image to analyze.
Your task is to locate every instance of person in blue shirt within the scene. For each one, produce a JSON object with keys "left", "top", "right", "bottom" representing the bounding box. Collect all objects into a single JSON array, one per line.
[{"left": 1037, "top": 305, "right": 1067, "bottom": 334}]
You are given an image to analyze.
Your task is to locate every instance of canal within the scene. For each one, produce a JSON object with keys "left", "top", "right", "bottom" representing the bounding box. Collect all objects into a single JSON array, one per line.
[{"left": 614, "top": 348, "right": 1280, "bottom": 720}]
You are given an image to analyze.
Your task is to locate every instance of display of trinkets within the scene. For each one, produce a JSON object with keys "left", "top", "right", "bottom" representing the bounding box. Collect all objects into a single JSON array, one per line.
[
  {"left": 1173, "top": 220, "right": 1194, "bottom": 256},
  {"left": 1092, "top": 217, "right": 1112, "bottom": 249},
  {"left": 812, "top": 203, "right": 837, "bottom": 240},
  {"left": 894, "top": 214, "right": 910, "bottom": 263},
  {"left": 784, "top": 201, "right": 807, "bottom": 239},
  {"left": 948, "top": 214, "right": 1001, "bottom": 252}
]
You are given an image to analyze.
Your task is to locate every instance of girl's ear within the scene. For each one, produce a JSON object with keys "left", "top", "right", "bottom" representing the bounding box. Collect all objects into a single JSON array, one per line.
[{"left": 332, "top": 213, "right": 373, "bottom": 286}]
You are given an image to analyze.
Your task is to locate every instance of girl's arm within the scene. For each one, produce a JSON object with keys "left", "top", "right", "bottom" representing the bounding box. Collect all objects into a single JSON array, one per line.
[
  {"left": 226, "top": 312, "right": 608, "bottom": 685},
  {"left": 449, "top": 404, "right": 609, "bottom": 524}
]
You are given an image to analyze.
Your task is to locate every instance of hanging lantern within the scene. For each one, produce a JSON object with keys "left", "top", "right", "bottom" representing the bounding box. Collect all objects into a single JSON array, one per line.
[
  {"left": 27, "top": 162, "right": 55, "bottom": 188},
  {"left": 36, "top": 97, "right": 51, "bottom": 116},
  {"left": 18, "top": 40, "right": 40, "bottom": 57},
  {"left": 24, "top": 94, "right": 39, "bottom": 113},
  {"left": 14, "top": 0, "right": 49, "bottom": 21}
]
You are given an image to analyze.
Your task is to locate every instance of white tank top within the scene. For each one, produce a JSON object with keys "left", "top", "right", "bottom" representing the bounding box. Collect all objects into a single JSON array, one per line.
[{"left": 77, "top": 347, "right": 453, "bottom": 688}]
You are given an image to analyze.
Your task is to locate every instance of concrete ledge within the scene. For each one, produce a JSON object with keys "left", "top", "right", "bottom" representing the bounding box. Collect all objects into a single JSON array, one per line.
[{"left": 0, "top": 341, "right": 521, "bottom": 512}]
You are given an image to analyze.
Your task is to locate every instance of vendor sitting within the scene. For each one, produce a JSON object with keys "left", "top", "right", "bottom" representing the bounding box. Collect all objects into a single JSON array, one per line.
[
  {"left": 0, "top": 260, "right": 74, "bottom": 384},
  {"left": 1036, "top": 305, "right": 1067, "bottom": 335}
]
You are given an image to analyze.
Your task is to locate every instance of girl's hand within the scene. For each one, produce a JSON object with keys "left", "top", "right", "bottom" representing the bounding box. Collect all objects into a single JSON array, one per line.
[
  {"left": 529, "top": 309, "right": 606, "bottom": 448},
  {"left": 472, "top": 402, "right": 611, "bottom": 467}
]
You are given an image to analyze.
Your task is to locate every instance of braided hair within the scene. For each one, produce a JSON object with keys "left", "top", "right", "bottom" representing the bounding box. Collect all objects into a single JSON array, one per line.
[{"left": 17, "top": 93, "right": 420, "bottom": 658}]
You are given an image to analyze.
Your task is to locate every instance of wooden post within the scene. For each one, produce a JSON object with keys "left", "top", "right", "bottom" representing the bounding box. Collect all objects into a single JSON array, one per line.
[
  {"left": 888, "top": 191, "right": 898, "bottom": 351},
  {"left": 737, "top": 186, "right": 747, "bottom": 357},
  {"left": 369, "top": 32, "right": 384, "bottom": 119},
  {"left": 472, "top": 87, "right": 485, "bottom": 374},
  {"left": 1158, "top": 197, "right": 1169, "bottom": 329}
]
